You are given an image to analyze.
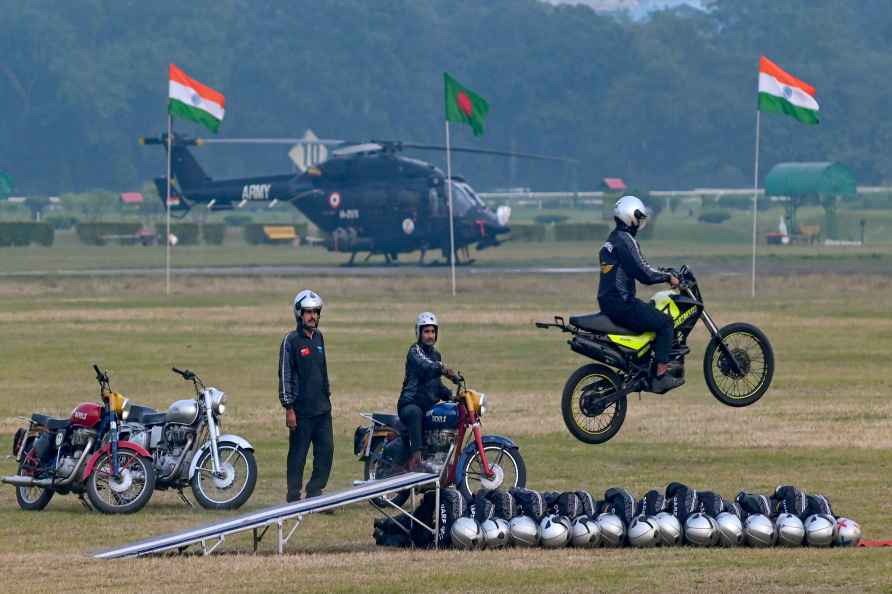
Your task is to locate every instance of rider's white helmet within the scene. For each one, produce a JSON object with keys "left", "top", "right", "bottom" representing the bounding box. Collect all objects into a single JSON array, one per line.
[
  {"left": 804, "top": 514, "right": 837, "bottom": 547},
  {"left": 744, "top": 513, "right": 777, "bottom": 547},
  {"left": 481, "top": 518, "right": 510, "bottom": 549},
  {"left": 450, "top": 517, "right": 483, "bottom": 549},
  {"left": 570, "top": 517, "right": 599, "bottom": 547},
  {"left": 715, "top": 512, "right": 745, "bottom": 547},
  {"left": 684, "top": 512, "right": 719, "bottom": 547},
  {"left": 292, "top": 289, "right": 323, "bottom": 323},
  {"left": 654, "top": 512, "right": 683, "bottom": 546},
  {"left": 509, "top": 515, "right": 539, "bottom": 547},
  {"left": 627, "top": 515, "right": 661, "bottom": 548},
  {"left": 415, "top": 311, "right": 439, "bottom": 341},
  {"left": 538, "top": 514, "right": 571, "bottom": 548},
  {"left": 834, "top": 518, "right": 862, "bottom": 547},
  {"left": 613, "top": 195, "right": 649, "bottom": 230},
  {"left": 596, "top": 512, "right": 626, "bottom": 547},
  {"left": 775, "top": 513, "right": 806, "bottom": 547}
]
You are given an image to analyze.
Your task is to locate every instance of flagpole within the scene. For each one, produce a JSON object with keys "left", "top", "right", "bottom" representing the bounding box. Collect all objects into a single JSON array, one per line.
[
  {"left": 444, "top": 120, "right": 457, "bottom": 297},
  {"left": 165, "top": 113, "right": 172, "bottom": 296},
  {"left": 751, "top": 109, "right": 761, "bottom": 298}
]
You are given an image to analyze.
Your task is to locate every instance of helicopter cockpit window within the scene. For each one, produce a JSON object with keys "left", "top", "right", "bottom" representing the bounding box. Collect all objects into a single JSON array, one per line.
[
  {"left": 448, "top": 181, "right": 480, "bottom": 216},
  {"left": 457, "top": 182, "right": 485, "bottom": 207}
]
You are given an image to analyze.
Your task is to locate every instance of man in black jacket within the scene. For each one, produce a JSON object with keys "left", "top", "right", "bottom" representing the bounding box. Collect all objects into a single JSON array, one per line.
[
  {"left": 397, "top": 312, "right": 459, "bottom": 472},
  {"left": 278, "top": 289, "right": 333, "bottom": 502},
  {"left": 598, "top": 196, "right": 683, "bottom": 393}
]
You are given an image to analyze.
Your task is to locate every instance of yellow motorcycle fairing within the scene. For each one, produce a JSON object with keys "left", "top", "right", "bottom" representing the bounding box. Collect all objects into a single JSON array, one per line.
[{"left": 605, "top": 290, "right": 681, "bottom": 357}]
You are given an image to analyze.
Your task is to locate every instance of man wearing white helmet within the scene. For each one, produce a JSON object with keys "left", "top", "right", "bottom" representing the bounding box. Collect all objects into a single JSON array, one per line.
[
  {"left": 598, "top": 196, "right": 682, "bottom": 393},
  {"left": 278, "top": 289, "right": 333, "bottom": 503},
  {"left": 397, "top": 312, "right": 460, "bottom": 472}
]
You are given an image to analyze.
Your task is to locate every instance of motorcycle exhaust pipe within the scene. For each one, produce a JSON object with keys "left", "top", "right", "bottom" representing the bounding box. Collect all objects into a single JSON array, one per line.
[
  {"left": 2, "top": 438, "right": 93, "bottom": 489},
  {"left": 570, "top": 336, "right": 627, "bottom": 370}
]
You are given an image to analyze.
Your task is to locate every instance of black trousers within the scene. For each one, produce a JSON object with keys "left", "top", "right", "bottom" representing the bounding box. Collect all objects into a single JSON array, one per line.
[
  {"left": 287, "top": 412, "right": 333, "bottom": 500},
  {"left": 600, "top": 297, "right": 674, "bottom": 364},
  {"left": 398, "top": 404, "right": 424, "bottom": 454}
]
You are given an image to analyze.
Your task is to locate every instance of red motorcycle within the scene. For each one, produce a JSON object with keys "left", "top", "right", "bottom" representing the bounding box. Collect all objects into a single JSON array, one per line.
[{"left": 4, "top": 365, "right": 155, "bottom": 513}]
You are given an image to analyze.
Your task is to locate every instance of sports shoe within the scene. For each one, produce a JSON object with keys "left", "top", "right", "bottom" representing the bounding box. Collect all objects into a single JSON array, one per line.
[{"left": 650, "top": 373, "right": 685, "bottom": 394}]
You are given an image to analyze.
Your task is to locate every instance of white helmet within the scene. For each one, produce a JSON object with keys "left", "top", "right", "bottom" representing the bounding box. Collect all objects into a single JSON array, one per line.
[
  {"left": 805, "top": 514, "right": 837, "bottom": 547},
  {"left": 450, "top": 517, "right": 483, "bottom": 550},
  {"left": 744, "top": 514, "right": 777, "bottom": 547},
  {"left": 481, "top": 518, "right": 510, "bottom": 549},
  {"left": 627, "top": 515, "right": 660, "bottom": 548},
  {"left": 715, "top": 512, "right": 744, "bottom": 547},
  {"left": 293, "top": 289, "right": 323, "bottom": 323},
  {"left": 539, "top": 514, "right": 571, "bottom": 548},
  {"left": 415, "top": 311, "right": 439, "bottom": 341},
  {"left": 775, "top": 513, "right": 805, "bottom": 547},
  {"left": 509, "top": 515, "right": 539, "bottom": 547},
  {"left": 654, "top": 512, "right": 682, "bottom": 546},
  {"left": 570, "top": 517, "right": 598, "bottom": 547},
  {"left": 834, "top": 518, "right": 862, "bottom": 547},
  {"left": 596, "top": 513, "right": 626, "bottom": 547},
  {"left": 684, "top": 512, "right": 719, "bottom": 547},
  {"left": 613, "top": 195, "right": 649, "bottom": 230}
]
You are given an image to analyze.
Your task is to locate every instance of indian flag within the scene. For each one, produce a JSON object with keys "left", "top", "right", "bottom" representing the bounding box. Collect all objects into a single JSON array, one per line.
[
  {"left": 758, "top": 56, "right": 819, "bottom": 125},
  {"left": 168, "top": 64, "right": 225, "bottom": 133}
]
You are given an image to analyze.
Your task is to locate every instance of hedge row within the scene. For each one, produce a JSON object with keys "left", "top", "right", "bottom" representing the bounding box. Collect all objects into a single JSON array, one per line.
[
  {"left": 76, "top": 222, "right": 225, "bottom": 245},
  {"left": 0, "top": 222, "right": 54, "bottom": 246},
  {"left": 243, "top": 223, "right": 308, "bottom": 244},
  {"left": 509, "top": 222, "right": 610, "bottom": 242},
  {"left": 76, "top": 222, "right": 143, "bottom": 245}
]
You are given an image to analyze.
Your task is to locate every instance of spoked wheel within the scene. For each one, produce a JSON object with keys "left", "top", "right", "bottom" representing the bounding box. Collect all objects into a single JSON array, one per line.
[
  {"left": 14, "top": 441, "right": 53, "bottom": 511},
  {"left": 561, "top": 363, "right": 628, "bottom": 444},
  {"left": 704, "top": 322, "right": 774, "bottom": 407},
  {"left": 458, "top": 445, "right": 526, "bottom": 501},
  {"left": 191, "top": 444, "right": 258, "bottom": 510},
  {"left": 86, "top": 450, "right": 155, "bottom": 514},
  {"left": 364, "top": 441, "right": 410, "bottom": 509}
]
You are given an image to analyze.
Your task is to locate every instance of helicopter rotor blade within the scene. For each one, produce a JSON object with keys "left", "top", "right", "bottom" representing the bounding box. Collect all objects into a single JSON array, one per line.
[
  {"left": 392, "top": 142, "right": 577, "bottom": 163},
  {"left": 195, "top": 137, "right": 347, "bottom": 146}
]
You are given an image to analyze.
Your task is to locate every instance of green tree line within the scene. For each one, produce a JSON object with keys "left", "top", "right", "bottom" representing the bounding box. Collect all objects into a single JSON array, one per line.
[{"left": 2, "top": 0, "right": 891, "bottom": 193}]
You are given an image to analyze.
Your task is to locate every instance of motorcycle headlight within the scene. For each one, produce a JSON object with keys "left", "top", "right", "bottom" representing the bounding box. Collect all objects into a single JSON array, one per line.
[
  {"left": 108, "top": 392, "right": 129, "bottom": 418},
  {"left": 462, "top": 389, "right": 486, "bottom": 416},
  {"left": 207, "top": 388, "right": 226, "bottom": 416},
  {"left": 55, "top": 431, "right": 65, "bottom": 447},
  {"left": 478, "top": 393, "right": 487, "bottom": 418},
  {"left": 121, "top": 399, "right": 132, "bottom": 420}
]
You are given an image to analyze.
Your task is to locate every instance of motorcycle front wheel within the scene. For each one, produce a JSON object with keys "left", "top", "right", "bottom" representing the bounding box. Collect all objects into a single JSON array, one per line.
[
  {"left": 561, "top": 363, "right": 627, "bottom": 444},
  {"left": 86, "top": 450, "right": 155, "bottom": 514},
  {"left": 191, "top": 445, "right": 258, "bottom": 510},
  {"left": 364, "top": 440, "right": 410, "bottom": 509},
  {"left": 14, "top": 439, "right": 53, "bottom": 511},
  {"left": 703, "top": 322, "right": 774, "bottom": 407},
  {"left": 458, "top": 445, "right": 526, "bottom": 501}
]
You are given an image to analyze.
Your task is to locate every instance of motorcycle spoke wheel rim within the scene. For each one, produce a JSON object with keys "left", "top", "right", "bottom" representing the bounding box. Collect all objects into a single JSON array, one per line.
[
  {"left": 464, "top": 446, "right": 518, "bottom": 493},
  {"left": 18, "top": 453, "right": 45, "bottom": 503},
  {"left": 572, "top": 373, "right": 619, "bottom": 435},
  {"left": 93, "top": 452, "right": 148, "bottom": 507},
  {"left": 711, "top": 332, "right": 768, "bottom": 400},
  {"left": 195, "top": 446, "right": 251, "bottom": 504}
]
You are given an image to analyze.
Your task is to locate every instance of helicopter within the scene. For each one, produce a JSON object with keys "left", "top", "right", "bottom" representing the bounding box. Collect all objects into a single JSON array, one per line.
[{"left": 141, "top": 133, "right": 574, "bottom": 265}]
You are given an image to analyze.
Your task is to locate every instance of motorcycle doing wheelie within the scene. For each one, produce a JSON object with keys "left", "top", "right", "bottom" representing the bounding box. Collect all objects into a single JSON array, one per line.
[
  {"left": 354, "top": 374, "right": 526, "bottom": 505},
  {"left": 537, "top": 265, "right": 774, "bottom": 444},
  {"left": 120, "top": 368, "right": 258, "bottom": 510},
  {"left": 4, "top": 365, "right": 155, "bottom": 513}
]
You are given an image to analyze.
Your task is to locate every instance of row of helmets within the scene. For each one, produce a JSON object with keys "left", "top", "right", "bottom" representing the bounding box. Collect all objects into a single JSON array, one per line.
[{"left": 449, "top": 485, "right": 862, "bottom": 550}]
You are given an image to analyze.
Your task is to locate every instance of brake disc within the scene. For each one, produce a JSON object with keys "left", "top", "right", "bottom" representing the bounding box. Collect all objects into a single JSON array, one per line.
[
  {"left": 109, "top": 468, "right": 133, "bottom": 493},
  {"left": 212, "top": 462, "right": 236, "bottom": 489},
  {"left": 480, "top": 464, "right": 505, "bottom": 490},
  {"left": 719, "top": 348, "right": 751, "bottom": 379}
]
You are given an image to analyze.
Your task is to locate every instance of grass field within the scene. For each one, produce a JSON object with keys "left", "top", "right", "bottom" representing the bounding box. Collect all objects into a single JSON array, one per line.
[{"left": 0, "top": 245, "right": 891, "bottom": 593}]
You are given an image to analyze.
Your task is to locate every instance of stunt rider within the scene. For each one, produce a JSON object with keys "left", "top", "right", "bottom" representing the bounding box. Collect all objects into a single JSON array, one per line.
[
  {"left": 397, "top": 312, "right": 460, "bottom": 473},
  {"left": 598, "top": 195, "right": 683, "bottom": 394}
]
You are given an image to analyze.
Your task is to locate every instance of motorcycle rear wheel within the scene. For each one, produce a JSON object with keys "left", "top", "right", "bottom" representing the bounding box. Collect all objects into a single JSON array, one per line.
[
  {"left": 703, "top": 322, "right": 774, "bottom": 407},
  {"left": 364, "top": 441, "right": 410, "bottom": 509},
  {"left": 86, "top": 451, "right": 155, "bottom": 514},
  {"left": 561, "top": 363, "right": 627, "bottom": 444},
  {"left": 14, "top": 440, "right": 53, "bottom": 511}
]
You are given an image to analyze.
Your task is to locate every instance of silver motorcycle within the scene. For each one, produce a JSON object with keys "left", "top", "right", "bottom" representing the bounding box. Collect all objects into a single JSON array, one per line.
[{"left": 121, "top": 367, "right": 257, "bottom": 510}]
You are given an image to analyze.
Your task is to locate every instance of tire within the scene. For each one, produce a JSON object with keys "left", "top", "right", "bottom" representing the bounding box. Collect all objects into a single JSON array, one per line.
[
  {"left": 14, "top": 440, "right": 53, "bottom": 511},
  {"left": 86, "top": 450, "right": 156, "bottom": 514},
  {"left": 561, "top": 363, "right": 627, "bottom": 444},
  {"left": 364, "top": 440, "right": 409, "bottom": 508},
  {"left": 458, "top": 445, "right": 527, "bottom": 502},
  {"left": 191, "top": 444, "right": 258, "bottom": 510},
  {"left": 704, "top": 322, "right": 775, "bottom": 407}
]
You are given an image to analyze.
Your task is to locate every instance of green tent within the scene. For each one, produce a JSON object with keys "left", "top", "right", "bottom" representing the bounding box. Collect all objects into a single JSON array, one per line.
[{"left": 764, "top": 162, "right": 856, "bottom": 239}]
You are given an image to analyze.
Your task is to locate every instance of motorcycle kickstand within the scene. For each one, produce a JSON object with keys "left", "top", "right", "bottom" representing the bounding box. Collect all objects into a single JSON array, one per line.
[
  {"left": 177, "top": 489, "right": 194, "bottom": 508},
  {"left": 78, "top": 494, "right": 93, "bottom": 512}
]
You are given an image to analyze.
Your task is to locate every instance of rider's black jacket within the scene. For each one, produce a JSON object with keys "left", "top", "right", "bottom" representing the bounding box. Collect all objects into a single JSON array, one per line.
[
  {"left": 397, "top": 342, "right": 451, "bottom": 413},
  {"left": 597, "top": 221, "right": 669, "bottom": 306},
  {"left": 278, "top": 322, "right": 331, "bottom": 417}
]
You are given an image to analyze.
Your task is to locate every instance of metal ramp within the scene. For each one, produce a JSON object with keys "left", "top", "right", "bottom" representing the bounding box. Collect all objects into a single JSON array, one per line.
[{"left": 93, "top": 472, "right": 439, "bottom": 559}]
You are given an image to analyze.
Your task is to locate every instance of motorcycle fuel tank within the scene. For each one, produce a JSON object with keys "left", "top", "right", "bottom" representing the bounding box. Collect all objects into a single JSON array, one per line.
[
  {"left": 69, "top": 402, "right": 102, "bottom": 429},
  {"left": 423, "top": 402, "right": 459, "bottom": 430},
  {"left": 166, "top": 399, "right": 199, "bottom": 425}
]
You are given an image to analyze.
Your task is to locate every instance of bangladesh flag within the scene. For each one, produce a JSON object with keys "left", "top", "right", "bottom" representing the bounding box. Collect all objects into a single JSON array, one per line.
[
  {"left": 168, "top": 64, "right": 225, "bottom": 133},
  {"left": 444, "top": 73, "right": 489, "bottom": 136},
  {"left": 758, "top": 56, "right": 819, "bottom": 125}
]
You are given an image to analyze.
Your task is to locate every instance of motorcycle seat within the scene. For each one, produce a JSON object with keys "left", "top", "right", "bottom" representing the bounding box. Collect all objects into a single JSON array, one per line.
[
  {"left": 141, "top": 412, "right": 168, "bottom": 426},
  {"left": 127, "top": 405, "right": 157, "bottom": 423},
  {"left": 372, "top": 412, "right": 405, "bottom": 432},
  {"left": 569, "top": 313, "right": 636, "bottom": 335},
  {"left": 31, "top": 413, "right": 70, "bottom": 430}
]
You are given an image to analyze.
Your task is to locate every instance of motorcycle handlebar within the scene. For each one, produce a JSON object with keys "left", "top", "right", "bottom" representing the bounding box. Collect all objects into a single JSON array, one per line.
[
  {"left": 172, "top": 367, "right": 196, "bottom": 381},
  {"left": 92, "top": 364, "right": 109, "bottom": 383}
]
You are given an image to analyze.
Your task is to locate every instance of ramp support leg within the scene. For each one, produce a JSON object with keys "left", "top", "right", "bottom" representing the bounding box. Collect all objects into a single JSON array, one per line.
[
  {"left": 201, "top": 534, "right": 225, "bottom": 556},
  {"left": 276, "top": 515, "right": 303, "bottom": 555},
  {"left": 253, "top": 525, "right": 270, "bottom": 553}
]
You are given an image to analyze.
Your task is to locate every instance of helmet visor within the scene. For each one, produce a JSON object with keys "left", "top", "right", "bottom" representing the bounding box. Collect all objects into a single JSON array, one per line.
[{"left": 634, "top": 208, "right": 648, "bottom": 230}]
